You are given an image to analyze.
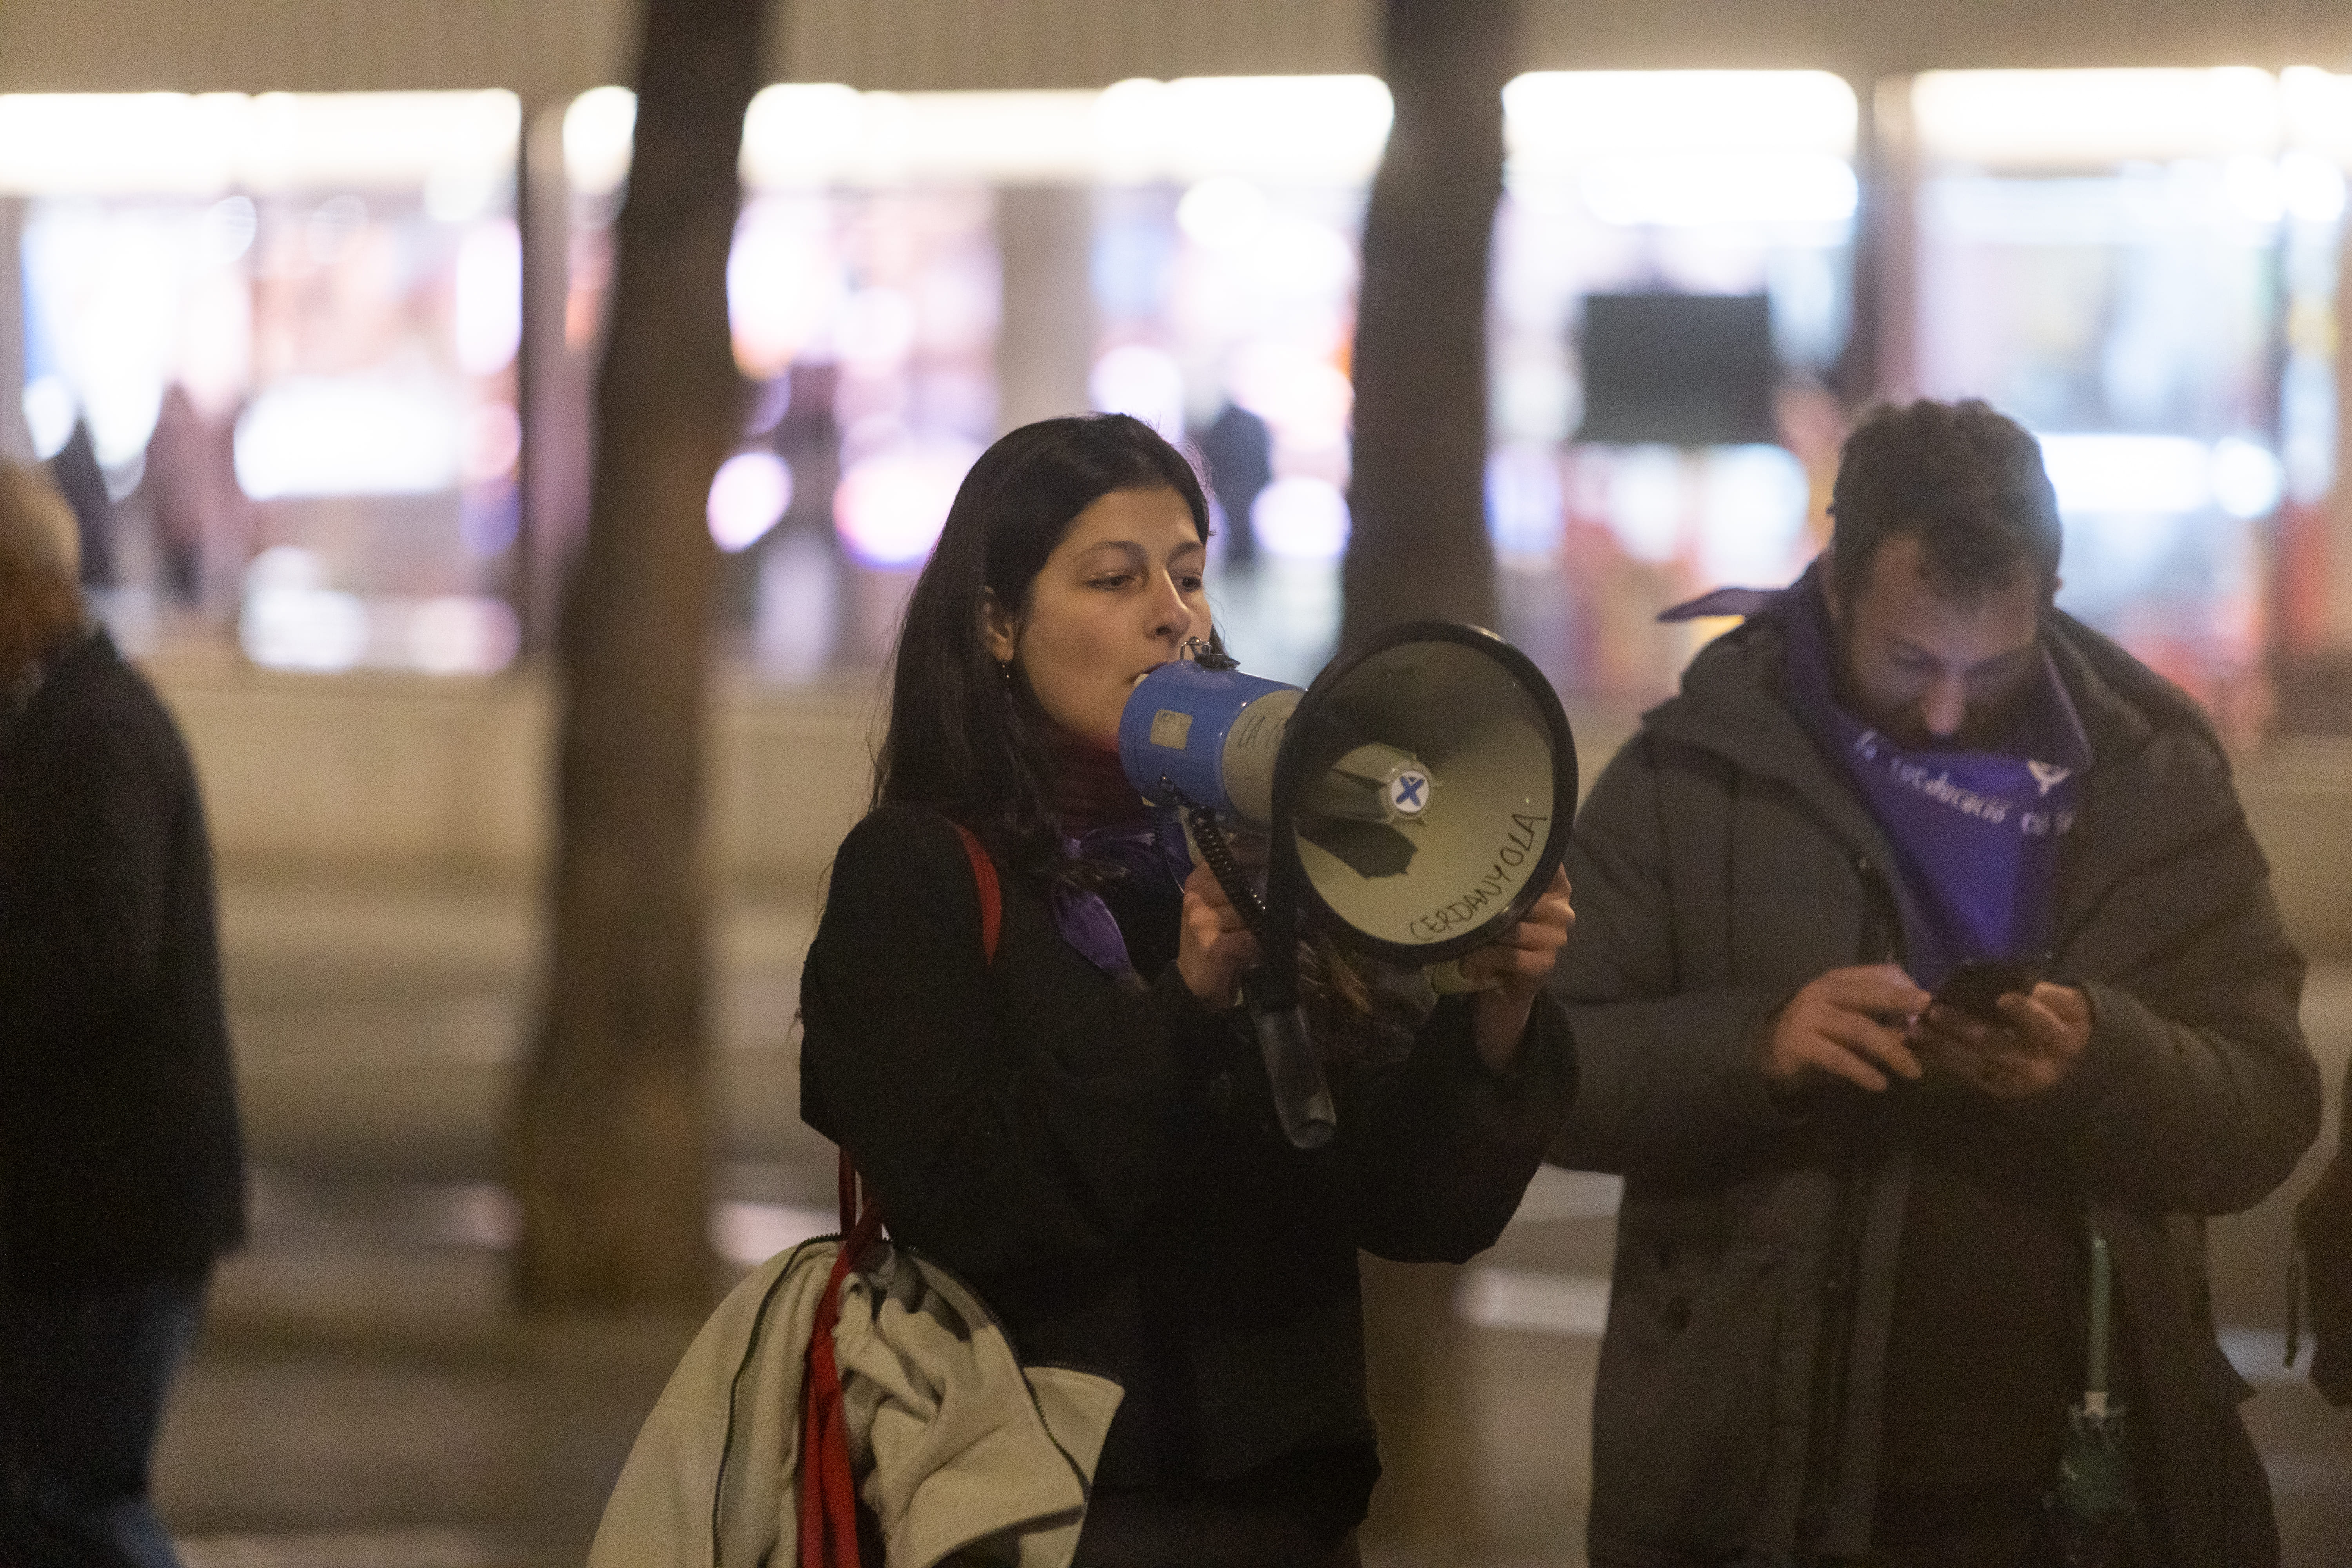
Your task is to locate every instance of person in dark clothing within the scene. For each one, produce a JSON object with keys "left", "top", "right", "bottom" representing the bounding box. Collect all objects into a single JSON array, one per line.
[
  {"left": 799, "top": 414, "right": 1578, "bottom": 1568},
  {"left": 1196, "top": 400, "right": 1273, "bottom": 571},
  {"left": 47, "top": 420, "right": 116, "bottom": 591},
  {"left": 0, "top": 464, "right": 246, "bottom": 1568},
  {"left": 1548, "top": 401, "right": 2319, "bottom": 1568}
]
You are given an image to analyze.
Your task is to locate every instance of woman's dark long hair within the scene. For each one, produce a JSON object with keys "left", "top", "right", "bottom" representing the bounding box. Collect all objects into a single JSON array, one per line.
[{"left": 874, "top": 414, "right": 1212, "bottom": 884}]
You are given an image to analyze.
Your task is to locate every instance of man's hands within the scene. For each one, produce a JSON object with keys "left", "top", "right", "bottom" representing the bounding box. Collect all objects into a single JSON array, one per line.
[
  {"left": 1760, "top": 964, "right": 2093, "bottom": 1099},
  {"left": 1760, "top": 965, "right": 1929, "bottom": 1093},
  {"left": 1912, "top": 983, "right": 2092, "bottom": 1098}
]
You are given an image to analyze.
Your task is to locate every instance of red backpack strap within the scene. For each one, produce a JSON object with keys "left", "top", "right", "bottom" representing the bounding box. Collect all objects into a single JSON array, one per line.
[
  {"left": 801, "top": 1194, "right": 887, "bottom": 1568},
  {"left": 951, "top": 821, "right": 1002, "bottom": 965},
  {"left": 805, "top": 818, "right": 1004, "bottom": 1566}
]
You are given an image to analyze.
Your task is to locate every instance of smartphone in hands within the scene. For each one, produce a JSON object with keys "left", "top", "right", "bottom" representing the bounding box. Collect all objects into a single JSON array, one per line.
[{"left": 1931, "top": 958, "right": 2046, "bottom": 1023}]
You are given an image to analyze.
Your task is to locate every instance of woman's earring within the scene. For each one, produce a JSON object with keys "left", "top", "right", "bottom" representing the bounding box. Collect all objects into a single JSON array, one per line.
[{"left": 998, "top": 660, "right": 1012, "bottom": 686}]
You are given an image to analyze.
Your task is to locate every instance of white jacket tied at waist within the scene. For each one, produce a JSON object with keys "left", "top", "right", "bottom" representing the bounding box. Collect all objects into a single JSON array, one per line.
[{"left": 588, "top": 1236, "right": 1124, "bottom": 1568}]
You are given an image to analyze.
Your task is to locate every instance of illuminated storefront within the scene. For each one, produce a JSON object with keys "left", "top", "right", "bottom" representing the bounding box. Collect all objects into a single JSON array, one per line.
[
  {"left": 6, "top": 68, "right": 2348, "bottom": 719},
  {"left": 1491, "top": 71, "right": 1856, "bottom": 699},
  {"left": 1906, "top": 67, "right": 2350, "bottom": 728},
  {"left": 1, "top": 91, "right": 524, "bottom": 674}
]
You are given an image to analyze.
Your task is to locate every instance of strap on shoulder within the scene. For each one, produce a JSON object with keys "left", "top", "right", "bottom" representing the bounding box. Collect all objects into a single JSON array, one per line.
[
  {"left": 833, "top": 819, "right": 1000, "bottom": 1232},
  {"left": 809, "top": 820, "right": 1004, "bottom": 1566},
  {"left": 951, "top": 821, "right": 1002, "bottom": 965}
]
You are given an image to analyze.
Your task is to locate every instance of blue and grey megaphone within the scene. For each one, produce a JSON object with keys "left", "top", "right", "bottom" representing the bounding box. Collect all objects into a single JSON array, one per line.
[{"left": 1118, "top": 621, "right": 1578, "bottom": 1149}]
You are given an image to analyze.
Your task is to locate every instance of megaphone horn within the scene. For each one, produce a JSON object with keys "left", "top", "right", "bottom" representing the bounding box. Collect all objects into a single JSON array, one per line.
[{"left": 1118, "top": 622, "right": 1577, "bottom": 1150}]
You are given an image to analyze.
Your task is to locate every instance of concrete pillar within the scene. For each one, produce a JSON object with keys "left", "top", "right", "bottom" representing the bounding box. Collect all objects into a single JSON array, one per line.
[
  {"left": 0, "top": 198, "right": 32, "bottom": 462},
  {"left": 1862, "top": 76, "right": 1920, "bottom": 407},
  {"left": 993, "top": 185, "right": 1095, "bottom": 435},
  {"left": 517, "top": 100, "right": 590, "bottom": 659}
]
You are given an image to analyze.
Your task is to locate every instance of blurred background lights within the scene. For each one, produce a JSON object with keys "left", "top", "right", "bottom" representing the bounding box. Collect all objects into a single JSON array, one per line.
[
  {"left": 21, "top": 376, "right": 76, "bottom": 460},
  {"left": 1227, "top": 343, "right": 1352, "bottom": 453},
  {"left": 1486, "top": 445, "right": 1565, "bottom": 563},
  {"left": 1245, "top": 212, "right": 1358, "bottom": 298},
  {"left": 401, "top": 596, "right": 521, "bottom": 675},
  {"left": 1909, "top": 69, "right": 2281, "bottom": 169},
  {"left": 461, "top": 403, "right": 523, "bottom": 485},
  {"left": 837, "top": 286, "right": 918, "bottom": 372},
  {"left": 22, "top": 206, "right": 183, "bottom": 465},
  {"left": 1581, "top": 154, "right": 1858, "bottom": 227},
  {"left": 235, "top": 377, "right": 463, "bottom": 499},
  {"left": 1250, "top": 475, "right": 1350, "bottom": 560},
  {"left": 454, "top": 221, "right": 523, "bottom": 376},
  {"left": 1177, "top": 177, "right": 1271, "bottom": 249},
  {"left": 833, "top": 439, "right": 979, "bottom": 567},
  {"left": 738, "top": 83, "right": 866, "bottom": 186},
  {"left": 2039, "top": 434, "right": 2216, "bottom": 515},
  {"left": 240, "top": 546, "right": 368, "bottom": 673},
  {"left": 707, "top": 451, "right": 794, "bottom": 552},
  {"left": 1695, "top": 446, "right": 1812, "bottom": 585},
  {"left": 1602, "top": 447, "right": 1688, "bottom": 564},
  {"left": 755, "top": 530, "right": 840, "bottom": 681},
  {"left": 199, "top": 194, "right": 257, "bottom": 263},
  {"left": 1160, "top": 76, "right": 1393, "bottom": 184},
  {"left": 1089, "top": 343, "right": 1187, "bottom": 440},
  {"left": 563, "top": 85, "right": 637, "bottom": 198},
  {"left": 1504, "top": 71, "right": 1857, "bottom": 164},
  {"left": 2280, "top": 150, "right": 2348, "bottom": 223},
  {"left": 305, "top": 194, "right": 369, "bottom": 265},
  {"left": 2225, "top": 155, "right": 2286, "bottom": 224},
  {"left": 2211, "top": 437, "right": 2286, "bottom": 520},
  {"left": 728, "top": 202, "right": 842, "bottom": 377}
]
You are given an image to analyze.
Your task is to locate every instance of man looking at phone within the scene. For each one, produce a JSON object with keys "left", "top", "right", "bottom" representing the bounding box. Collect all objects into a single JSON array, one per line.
[{"left": 1550, "top": 400, "right": 2319, "bottom": 1566}]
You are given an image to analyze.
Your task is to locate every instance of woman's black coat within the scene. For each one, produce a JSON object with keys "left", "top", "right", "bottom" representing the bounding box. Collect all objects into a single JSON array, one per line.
[{"left": 800, "top": 805, "right": 1576, "bottom": 1510}]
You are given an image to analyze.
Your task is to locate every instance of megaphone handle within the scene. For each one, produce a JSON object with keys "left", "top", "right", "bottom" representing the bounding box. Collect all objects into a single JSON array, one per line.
[
  {"left": 1243, "top": 980, "right": 1336, "bottom": 1150},
  {"left": 1187, "top": 799, "right": 1336, "bottom": 1149},
  {"left": 1183, "top": 803, "right": 1267, "bottom": 933}
]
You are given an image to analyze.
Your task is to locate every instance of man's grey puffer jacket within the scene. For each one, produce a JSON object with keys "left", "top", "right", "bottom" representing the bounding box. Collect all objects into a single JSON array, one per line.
[{"left": 1549, "top": 603, "right": 2320, "bottom": 1567}]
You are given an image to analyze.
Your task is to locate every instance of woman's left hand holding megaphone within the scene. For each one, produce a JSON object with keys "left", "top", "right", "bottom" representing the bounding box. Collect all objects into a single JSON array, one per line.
[
  {"left": 1177, "top": 861, "right": 1576, "bottom": 1076},
  {"left": 1455, "top": 867, "right": 1575, "bottom": 1075},
  {"left": 1177, "top": 862, "right": 1262, "bottom": 1012}
]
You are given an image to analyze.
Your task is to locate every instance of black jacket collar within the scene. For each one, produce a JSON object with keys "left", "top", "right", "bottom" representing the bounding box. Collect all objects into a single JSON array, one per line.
[{"left": 2, "top": 623, "right": 107, "bottom": 748}]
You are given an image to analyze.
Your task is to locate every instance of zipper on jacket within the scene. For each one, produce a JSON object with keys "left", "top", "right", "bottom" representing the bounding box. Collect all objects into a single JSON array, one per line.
[
  {"left": 1795, "top": 1161, "right": 1873, "bottom": 1563},
  {"left": 1794, "top": 851, "right": 1899, "bottom": 1562},
  {"left": 1851, "top": 852, "right": 1900, "bottom": 966}
]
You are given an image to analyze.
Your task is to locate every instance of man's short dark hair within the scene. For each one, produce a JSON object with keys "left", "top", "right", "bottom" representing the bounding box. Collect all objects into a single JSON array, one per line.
[{"left": 1828, "top": 399, "right": 2062, "bottom": 608}]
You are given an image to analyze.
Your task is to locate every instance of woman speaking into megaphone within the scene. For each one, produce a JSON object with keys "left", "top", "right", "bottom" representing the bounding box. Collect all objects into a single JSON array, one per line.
[{"left": 798, "top": 414, "right": 1578, "bottom": 1567}]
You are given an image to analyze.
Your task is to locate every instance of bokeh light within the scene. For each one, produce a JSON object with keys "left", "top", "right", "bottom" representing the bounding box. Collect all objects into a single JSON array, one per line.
[{"left": 707, "top": 451, "right": 795, "bottom": 553}]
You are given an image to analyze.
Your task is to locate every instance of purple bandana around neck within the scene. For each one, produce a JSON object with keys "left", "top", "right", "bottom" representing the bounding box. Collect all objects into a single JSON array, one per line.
[
  {"left": 1777, "top": 565, "right": 2092, "bottom": 989},
  {"left": 1049, "top": 808, "right": 1194, "bottom": 976}
]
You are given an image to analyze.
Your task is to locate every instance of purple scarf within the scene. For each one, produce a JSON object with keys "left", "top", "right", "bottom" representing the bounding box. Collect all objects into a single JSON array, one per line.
[
  {"left": 1670, "top": 566, "right": 2091, "bottom": 987},
  {"left": 1051, "top": 810, "right": 1194, "bottom": 977}
]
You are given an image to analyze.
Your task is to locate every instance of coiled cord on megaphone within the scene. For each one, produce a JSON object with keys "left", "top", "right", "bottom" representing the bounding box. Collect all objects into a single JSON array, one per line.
[{"left": 1176, "top": 793, "right": 1337, "bottom": 1151}]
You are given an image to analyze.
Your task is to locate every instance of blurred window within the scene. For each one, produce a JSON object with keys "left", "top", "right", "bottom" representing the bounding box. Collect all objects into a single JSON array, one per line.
[
  {"left": 1490, "top": 72, "right": 1858, "bottom": 700},
  {"left": 1910, "top": 67, "right": 2347, "bottom": 725},
  {"left": 4, "top": 91, "right": 523, "bottom": 674}
]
